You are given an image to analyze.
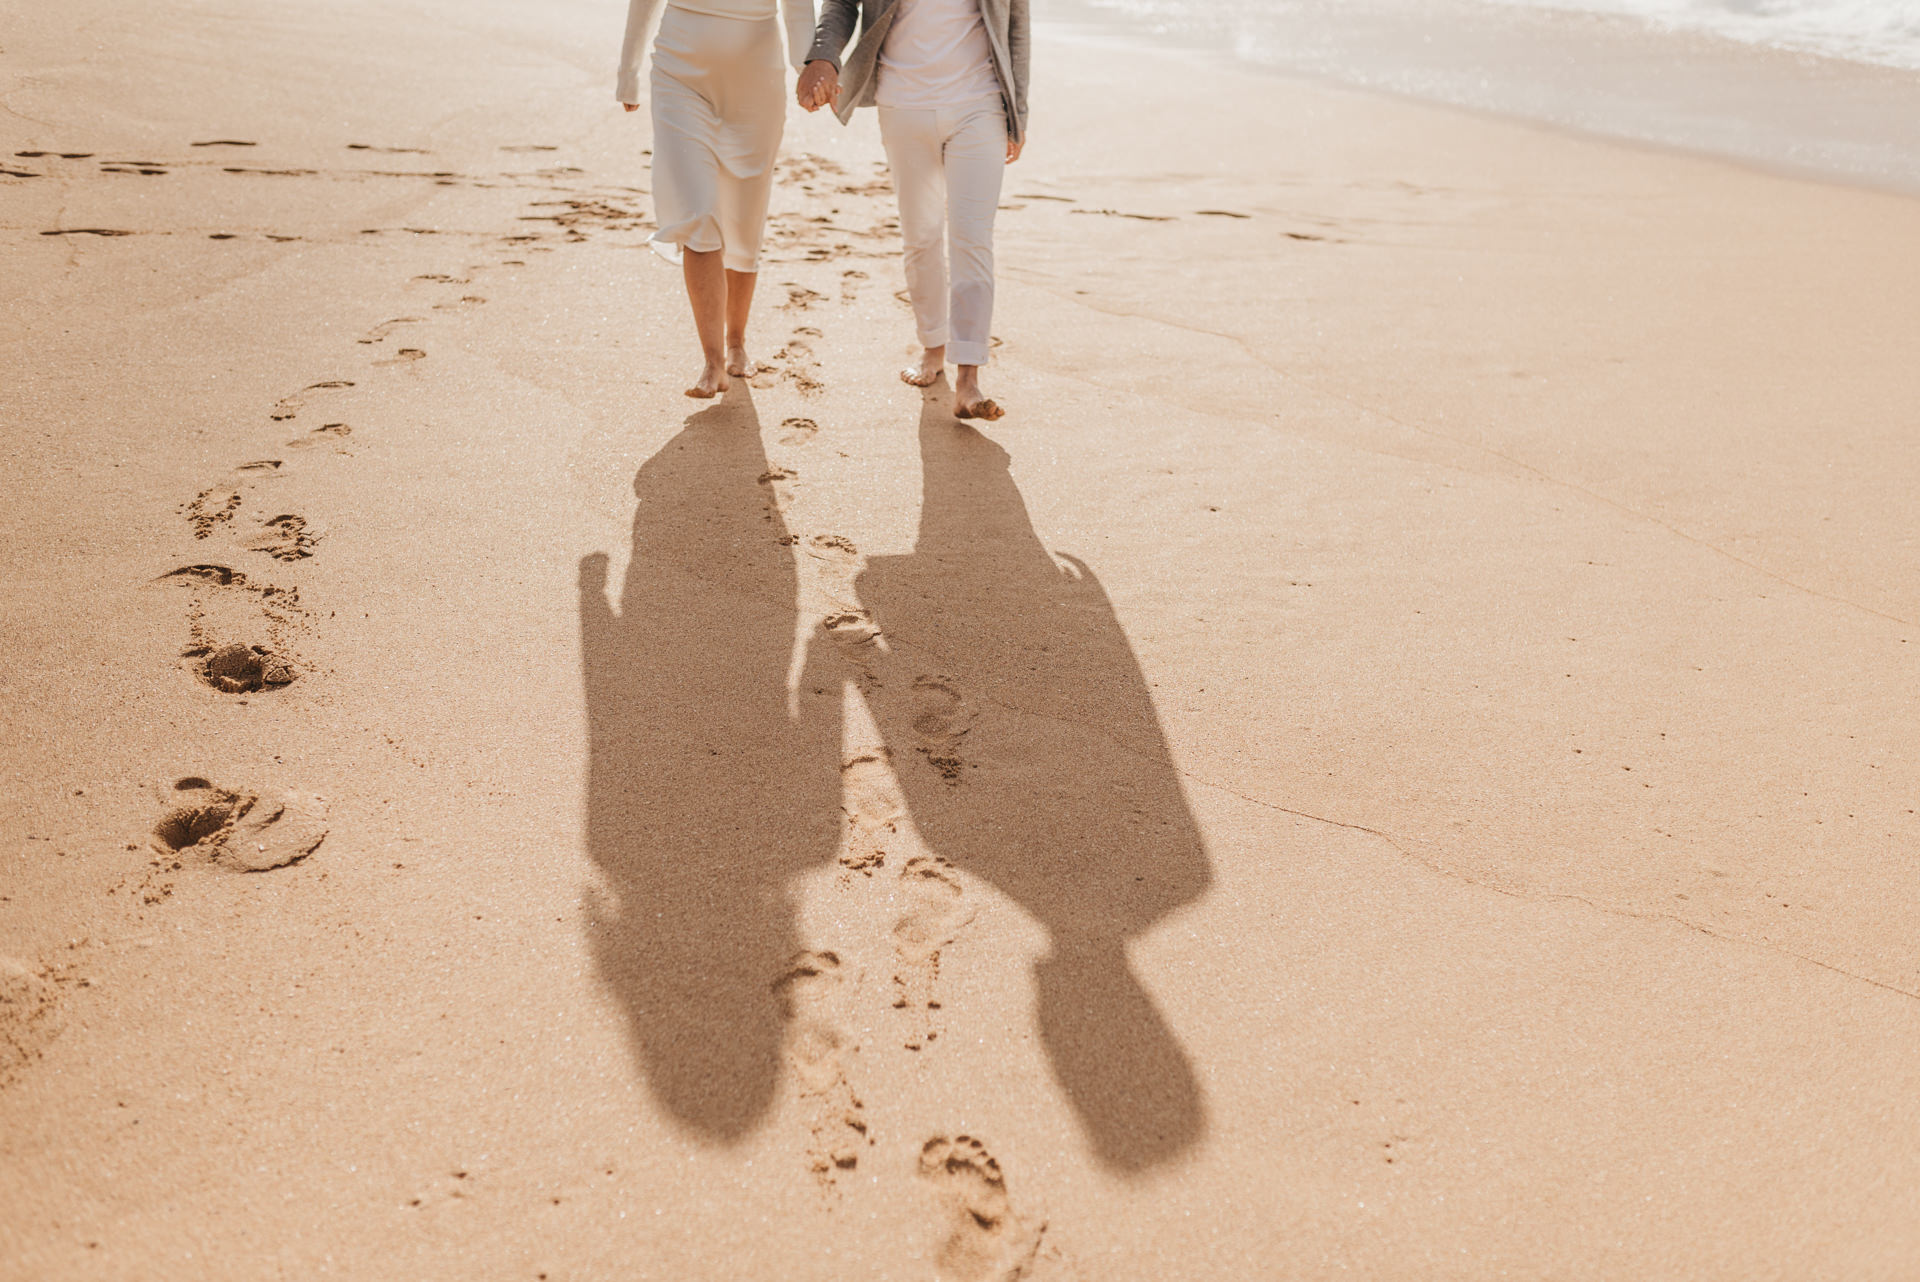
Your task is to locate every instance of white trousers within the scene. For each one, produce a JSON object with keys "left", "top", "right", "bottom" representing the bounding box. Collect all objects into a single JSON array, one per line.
[
  {"left": 649, "top": 6, "right": 785, "bottom": 274},
  {"left": 877, "top": 97, "right": 1006, "bottom": 368}
]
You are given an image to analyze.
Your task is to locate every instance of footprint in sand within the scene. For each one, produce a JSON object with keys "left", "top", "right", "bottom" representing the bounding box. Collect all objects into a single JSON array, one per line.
[
  {"left": 801, "top": 535, "right": 880, "bottom": 650},
  {"left": 910, "top": 676, "right": 975, "bottom": 783},
  {"left": 358, "top": 317, "right": 424, "bottom": 345},
  {"left": 773, "top": 951, "right": 872, "bottom": 1195},
  {"left": 182, "top": 460, "right": 283, "bottom": 540},
  {"left": 778, "top": 417, "right": 819, "bottom": 447},
  {"left": 271, "top": 379, "right": 354, "bottom": 422},
  {"left": 781, "top": 284, "right": 826, "bottom": 311},
  {"left": 917, "top": 1136, "right": 1044, "bottom": 1282},
  {"left": 376, "top": 347, "right": 426, "bottom": 366},
  {"left": 158, "top": 564, "right": 305, "bottom": 692},
  {"left": 839, "top": 751, "right": 904, "bottom": 874},
  {"left": 184, "top": 485, "right": 244, "bottom": 538},
  {"left": 288, "top": 422, "right": 352, "bottom": 451},
  {"left": 0, "top": 956, "right": 68, "bottom": 1087},
  {"left": 200, "top": 641, "right": 299, "bottom": 693},
  {"left": 751, "top": 331, "right": 825, "bottom": 395},
  {"left": 840, "top": 269, "right": 867, "bottom": 303},
  {"left": 247, "top": 513, "right": 320, "bottom": 562},
  {"left": 346, "top": 143, "right": 429, "bottom": 154},
  {"left": 892, "top": 856, "right": 976, "bottom": 1050},
  {"left": 807, "top": 532, "right": 857, "bottom": 565},
  {"left": 151, "top": 777, "right": 327, "bottom": 872}
]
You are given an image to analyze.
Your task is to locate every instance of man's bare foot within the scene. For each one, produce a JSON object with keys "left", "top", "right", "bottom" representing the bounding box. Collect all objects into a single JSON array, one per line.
[
  {"left": 725, "top": 344, "right": 756, "bottom": 378},
  {"left": 954, "top": 396, "right": 1003, "bottom": 421},
  {"left": 901, "top": 345, "right": 945, "bottom": 388},
  {"left": 953, "top": 366, "right": 1003, "bottom": 420},
  {"left": 686, "top": 361, "right": 729, "bottom": 399}
]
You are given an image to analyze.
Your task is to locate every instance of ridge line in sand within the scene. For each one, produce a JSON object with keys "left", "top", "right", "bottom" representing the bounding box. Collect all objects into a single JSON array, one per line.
[{"left": 875, "top": 620, "right": 1920, "bottom": 1004}]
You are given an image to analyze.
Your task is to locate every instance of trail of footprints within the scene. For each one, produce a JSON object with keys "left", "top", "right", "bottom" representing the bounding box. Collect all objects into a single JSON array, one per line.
[
  {"left": 759, "top": 390, "right": 1059, "bottom": 1281},
  {"left": 62, "top": 132, "right": 1058, "bottom": 1268},
  {"left": 141, "top": 190, "right": 541, "bottom": 918}
]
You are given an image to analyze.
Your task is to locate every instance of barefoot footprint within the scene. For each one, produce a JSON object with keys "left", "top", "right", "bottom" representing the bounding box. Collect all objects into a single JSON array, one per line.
[
  {"left": 917, "top": 1135, "right": 1044, "bottom": 1282},
  {"left": 774, "top": 951, "right": 872, "bottom": 1196},
  {"left": 892, "top": 855, "right": 975, "bottom": 1050}
]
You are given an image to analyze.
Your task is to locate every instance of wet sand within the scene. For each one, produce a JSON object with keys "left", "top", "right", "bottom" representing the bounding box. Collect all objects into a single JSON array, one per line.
[{"left": 4, "top": 0, "right": 1920, "bottom": 1277}]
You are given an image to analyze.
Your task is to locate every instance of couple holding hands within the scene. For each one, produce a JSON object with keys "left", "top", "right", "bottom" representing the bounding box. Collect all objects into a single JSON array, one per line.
[{"left": 617, "top": 0, "right": 1028, "bottom": 419}]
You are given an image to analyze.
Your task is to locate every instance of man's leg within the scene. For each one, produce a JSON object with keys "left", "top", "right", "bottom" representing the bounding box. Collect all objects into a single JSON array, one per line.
[
  {"left": 942, "top": 102, "right": 1009, "bottom": 419},
  {"left": 879, "top": 107, "right": 951, "bottom": 387}
]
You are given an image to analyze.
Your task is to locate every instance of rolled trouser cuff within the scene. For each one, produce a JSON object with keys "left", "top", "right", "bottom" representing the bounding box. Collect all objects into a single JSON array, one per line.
[{"left": 948, "top": 340, "right": 990, "bottom": 367}]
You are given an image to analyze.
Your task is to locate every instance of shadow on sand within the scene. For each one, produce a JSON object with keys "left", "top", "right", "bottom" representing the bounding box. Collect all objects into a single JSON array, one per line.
[
  {"left": 579, "top": 389, "right": 843, "bottom": 1140},
  {"left": 580, "top": 388, "right": 1212, "bottom": 1170}
]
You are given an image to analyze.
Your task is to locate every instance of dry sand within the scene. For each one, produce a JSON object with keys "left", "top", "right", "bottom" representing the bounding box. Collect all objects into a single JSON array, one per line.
[{"left": 4, "top": 0, "right": 1920, "bottom": 1277}]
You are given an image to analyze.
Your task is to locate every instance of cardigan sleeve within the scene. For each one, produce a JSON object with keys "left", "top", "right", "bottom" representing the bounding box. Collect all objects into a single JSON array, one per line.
[
  {"left": 616, "top": 0, "right": 666, "bottom": 103},
  {"left": 805, "top": 0, "right": 861, "bottom": 70},
  {"left": 1007, "top": 0, "right": 1029, "bottom": 134}
]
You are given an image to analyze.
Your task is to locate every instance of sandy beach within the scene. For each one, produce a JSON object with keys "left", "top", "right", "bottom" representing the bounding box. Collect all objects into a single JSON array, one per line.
[{"left": 4, "top": 0, "right": 1920, "bottom": 1276}]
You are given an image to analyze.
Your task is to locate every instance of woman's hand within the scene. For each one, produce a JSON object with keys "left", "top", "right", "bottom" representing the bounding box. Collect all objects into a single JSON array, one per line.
[
  {"left": 622, "top": 102, "right": 640, "bottom": 112},
  {"left": 796, "top": 60, "right": 840, "bottom": 111},
  {"left": 1006, "top": 134, "right": 1024, "bottom": 164}
]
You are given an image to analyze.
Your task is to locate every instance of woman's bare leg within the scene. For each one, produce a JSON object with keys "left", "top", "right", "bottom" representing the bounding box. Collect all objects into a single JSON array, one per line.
[
  {"left": 682, "top": 248, "right": 729, "bottom": 398},
  {"left": 724, "top": 268, "right": 758, "bottom": 377}
]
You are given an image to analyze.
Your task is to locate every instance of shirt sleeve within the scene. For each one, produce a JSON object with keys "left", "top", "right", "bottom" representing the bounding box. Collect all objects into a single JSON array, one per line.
[
  {"left": 616, "top": 0, "right": 666, "bottom": 103},
  {"left": 781, "top": 0, "right": 818, "bottom": 71}
]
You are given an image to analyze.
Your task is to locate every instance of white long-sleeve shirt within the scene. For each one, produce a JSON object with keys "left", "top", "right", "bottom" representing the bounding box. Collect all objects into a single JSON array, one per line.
[{"left": 617, "top": 0, "right": 816, "bottom": 102}]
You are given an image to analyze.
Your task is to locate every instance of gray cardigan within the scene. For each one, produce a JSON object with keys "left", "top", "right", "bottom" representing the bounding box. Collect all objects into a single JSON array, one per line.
[{"left": 804, "top": 0, "right": 1029, "bottom": 143}]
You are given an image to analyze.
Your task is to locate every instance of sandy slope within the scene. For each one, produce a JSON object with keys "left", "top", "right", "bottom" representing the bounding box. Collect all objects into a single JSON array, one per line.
[{"left": 3, "top": 0, "right": 1919, "bottom": 1277}]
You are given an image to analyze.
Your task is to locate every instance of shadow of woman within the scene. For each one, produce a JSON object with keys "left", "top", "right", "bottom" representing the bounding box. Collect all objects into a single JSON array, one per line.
[
  {"left": 578, "top": 389, "right": 843, "bottom": 1142},
  {"left": 854, "top": 397, "right": 1214, "bottom": 1172}
]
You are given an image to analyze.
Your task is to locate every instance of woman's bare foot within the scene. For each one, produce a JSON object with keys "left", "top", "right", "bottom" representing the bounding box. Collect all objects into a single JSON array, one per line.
[
  {"left": 901, "top": 345, "right": 945, "bottom": 387},
  {"left": 725, "top": 344, "right": 756, "bottom": 378},
  {"left": 953, "top": 365, "right": 1003, "bottom": 420},
  {"left": 686, "top": 360, "right": 729, "bottom": 399}
]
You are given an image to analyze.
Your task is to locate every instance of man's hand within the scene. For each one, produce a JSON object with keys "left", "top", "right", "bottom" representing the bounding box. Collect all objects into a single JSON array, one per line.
[
  {"left": 1006, "top": 134, "right": 1024, "bottom": 164},
  {"left": 796, "top": 60, "right": 840, "bottom": 111},
  {"left": 622, "top": 102, "right": 639, "bottom": 112}
]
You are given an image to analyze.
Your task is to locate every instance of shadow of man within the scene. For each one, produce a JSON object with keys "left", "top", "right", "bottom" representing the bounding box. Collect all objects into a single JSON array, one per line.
[
  {"left": 854, "top": 397, "right": 1214, "bottom": 1172},
  {"left": 579, "top": 389, "right": 843, "bottom": 1142}
]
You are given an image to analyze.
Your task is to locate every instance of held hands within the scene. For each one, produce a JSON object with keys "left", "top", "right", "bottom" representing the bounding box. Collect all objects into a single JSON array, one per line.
[{"left": 796, "top": 60, "right": 840, "bottom": 111}]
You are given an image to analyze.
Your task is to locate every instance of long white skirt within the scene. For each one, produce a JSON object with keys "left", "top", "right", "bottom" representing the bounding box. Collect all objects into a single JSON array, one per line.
[{"left": 649, "top": 6, "right": 785, "bottom": 274}]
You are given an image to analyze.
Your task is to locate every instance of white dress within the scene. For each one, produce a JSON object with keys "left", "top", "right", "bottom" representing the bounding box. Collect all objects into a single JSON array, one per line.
[{"left": 617, "top": 0, "right": 814, "bottom": 274}]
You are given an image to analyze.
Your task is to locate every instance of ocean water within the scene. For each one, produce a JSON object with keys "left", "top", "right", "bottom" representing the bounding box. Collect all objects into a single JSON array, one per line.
[
  {"left": 1051, "top": 0, "right": 1920, "bottom": 191},
  {"left": 1481, "top": 0, "right": 1920, "bottom": 71},
  {"left": 1072, "top": 0, "right": 1920, "bottom": 71}
]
